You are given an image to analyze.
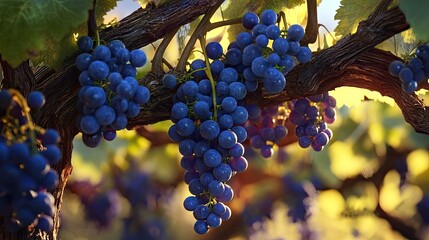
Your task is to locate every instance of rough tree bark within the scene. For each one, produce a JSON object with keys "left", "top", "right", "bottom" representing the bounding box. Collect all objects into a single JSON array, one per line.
[{"left": 0, "top": 0, "right": 425, "bottom": 239}]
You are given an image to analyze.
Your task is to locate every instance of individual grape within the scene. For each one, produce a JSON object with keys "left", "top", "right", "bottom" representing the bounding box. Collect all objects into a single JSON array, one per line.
[
  {"left": 242, "top": 44, "right": 262, "bottom": 66},
  {"left": 242, "top": 12, "right": 259, "bottom": 30},
  {"left": 88, "top": 61, "right": 109, "bottom": 80},
  {"left": 287, "top": 24, "right": 305, "bottom": 41},
  {"left": 255, "top": 34, "right": 269, "bottom": 48},
  {"left": 210, "top": 60, "right": 225, "bottom": 76},
  {"left": 218, "top": 130, "right": 238, "bottom": 149},
  {"left": 296, "top": 47, "right": 312, "bottom": 63},
  {"left": 263, "top": 67, "right": 286, "bottom": 94},
  {"left": 219, "top": 68, "right": 238, "bottom": 84},
  {"left": 225, "top": 48, "right": 242, "bottom": 66},
  {"left": 194, "top": 220, "right": 209, "bottom": 234},
  {"left": 287, "top": 41, "right": 300, "bottom": 55},
  {"left": 75, "top": 53, "right": 93, "bottom": 71},
  {"left": 115, "top": 48, "right": 130, "bottom": 64},
  {"left": 190, "top": 59, "right": 206, "bottom": 78},
  {"left": 176, "top": 118, "right": 195, "bottom": 137},
  {"left": 236, "top": 32, "right": 253, "bottom": 48},
  {"left": 265, "top": 25, "right": 281, "bottom": 40},
  {"left": 398, "top": 67, "right": 413, "bottom": 84},
  {"left": 251, "top": 56, "right": 270, "bottom": 77},
  {"left": 27, "top": 91, "right": 46, "bottom": 109},
  {"left": 199, "top": 120, "right": 220, "bottom": 140},
  {"left": 184, "top": 196, "right": 199, "bottom": 211},
  {"left": 79, "top": 115, "right": 100, "bottom": 135},
  {"left": 162, "top": 74, "right": 177, "bottom": 89},
  {"left": 93, "top": 45, "right": 111, "bottom": 62},
  {"left": 129, "top": 49, "right": 147, "bottom": 67},
  {"left": 95, "top": 105, "right": 116, "bottom": 125},
  {"left": 213, "top": 163, "right": 233, "bottom": 182},
  {"left": 272, "top": 38, "right": 289, "bottom": 55},
  {"left": 0, "top": 90, "right": 12, "bottom": 109},
  {"left": 260, "top": 9, "right": 277, "bottom": 25},
  {"left": 206, "top": 42, "right": 223, "bottom": 60},
  {"left": 108, "top": 40, "right": 126, "bottom": 56},
  {"left": 229, "top": 82, "right": 247, "bottom": 100},
  {"left": 77, "top": 35, "right": 93, "bottom": 52},
  {"left": 203, "top": 149, "right": 222, "bottom": 168}
]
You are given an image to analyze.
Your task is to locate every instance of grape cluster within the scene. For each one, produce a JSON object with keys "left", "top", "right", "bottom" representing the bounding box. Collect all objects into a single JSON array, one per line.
[
  {"left": 166, "top": 74, "right": 247, "bottom": 233},
  {"left": 245, "top": 104, "right": 288, "bottom": 158},
  {"left": 166, "top": 45, "right": 252, "bottom": 234},
  {"left": 75, "top": 36, "right": 150, "bottom": 147},
  {"left": 282, "top": 175, "right": 310, "bottom": 222},
  {"left": 388, "top": 43, "right": 429, "bottom": 94},
  {"left": 227, "top": 10, "right": 311, "bottom": 94},
  {"left": 165, "top": 9, "right": 313, "bottom": 234},
  {"left": 67, "top": 180, "right": 120, "bottom": 229},
  {"left": 288, "top": 93, "right": 336, "bottom": 151},
  {"left": 0, "top": 89, "right": 60, "bottom": 232}
]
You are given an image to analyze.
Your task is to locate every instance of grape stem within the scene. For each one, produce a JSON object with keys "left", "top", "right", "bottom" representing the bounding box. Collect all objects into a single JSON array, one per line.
[
  {"left": 199, "top": 36, "right": 218, "bottom": 121},
  {"left": 176, "top": 0, "right": 224, "bottom": 72},
  {"left": 7, "top": 89, "right": 38, "bottom": 154}
]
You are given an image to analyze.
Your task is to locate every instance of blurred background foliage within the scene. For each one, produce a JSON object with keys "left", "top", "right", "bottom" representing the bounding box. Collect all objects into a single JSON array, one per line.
[{"left": 59, "top": 0, "right": 429, "bottom": 239}]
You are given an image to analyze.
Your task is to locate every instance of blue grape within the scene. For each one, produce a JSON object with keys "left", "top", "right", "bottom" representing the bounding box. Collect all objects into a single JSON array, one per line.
[
  {"left": 129, "top": 49, "right": 146, "bottom": 67},
  {"left": 287, "top": 24, "right": 305, "bottom": 41},
  {"left": 77, "top": 36, "right": 93, "bottom": 52},
  {"left": 260, "top": 9, "right": 277, "bottom": 25},
  {"left": 263, "top": 67, "right": 286, "bottom": 94},
  {"left": 296, "top": 47, "right": 312, "bottom": 63},
  {"left": 162, "top": 74, "right": 177, "bottom": 89},
  {"left": 76, "top": 53, "right": 93, "bottom": 71},
  {"left": 88, "top": 61, "right": 109, "bottom": 80},
  {"left": 27, "top": 91, "right": 46, "bottom": 109},
  {"left": 242, "top": 12, "right": 259, "bottom": 30},
  {"left": 206, "top": 42, "right": 223, "bottom": 60}
]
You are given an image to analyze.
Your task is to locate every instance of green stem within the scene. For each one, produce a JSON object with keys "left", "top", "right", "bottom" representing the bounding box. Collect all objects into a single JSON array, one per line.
[
  {"left": 199, "top": 36, "right": 218, "bottom": 121},
  {"left": 95, "top": 30, "right": 101, "bottom": 47},
  {"left": 7, "top": 89, "right": 38, "bottom": 154}
]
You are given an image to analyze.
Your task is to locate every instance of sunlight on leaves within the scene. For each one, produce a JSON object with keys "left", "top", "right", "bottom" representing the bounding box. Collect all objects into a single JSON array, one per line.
[
  {"left": 318, "top": 189, "right": 345, "bottom": 218},
  {"left": 380, "top": 171, "right": 423, "bottom": 219},
  {"left": 407, "top": 149, "right": 429, "bottom": 178},
  {"left": 329, "top": 142, "right": 368, "bottom": 179},
  {"left": 334, "top": 0, "right": 380, "bottom": 38}
]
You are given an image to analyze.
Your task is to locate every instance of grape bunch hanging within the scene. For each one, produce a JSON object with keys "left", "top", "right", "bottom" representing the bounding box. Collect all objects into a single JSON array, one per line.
[
  {"left": 75, "top": 36, "right": 150, "bottom": 147},
  {"left": 389, "top": 43, "right": 429, "bottom": 94},
  {"left": 0, "top": 89, "right": 60, "bottom": 232},
  {"left": 288, "top": 93, "right": 336, "bottom": 151},
  {"left": 163, "top": 9, "right": 316, "bottom": 234}
]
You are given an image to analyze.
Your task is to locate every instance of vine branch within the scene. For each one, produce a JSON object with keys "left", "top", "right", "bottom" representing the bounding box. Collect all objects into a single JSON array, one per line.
[{"left": 301, "top": 0, "right": 318, "bottom": 46}]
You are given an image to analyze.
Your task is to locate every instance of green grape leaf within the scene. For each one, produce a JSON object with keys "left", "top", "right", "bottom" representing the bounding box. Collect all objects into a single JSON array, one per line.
[
  {"left": 34, "top": 0, "right": 121, "bottom": 69},
  {"left": 96, "top": 0, "right": 120, "bottom": 25},
  {"left": 0, "top": 0, "right": 93, "bottom": 67},
  {"left": 376, "top": 29, "right": 416, "bottom": 58},
  {"left": 399, "top": 0, "right": 429, "bottom": 42},
  {"left": 334, "top": 0, "right": 380, "bottom": 37}
]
